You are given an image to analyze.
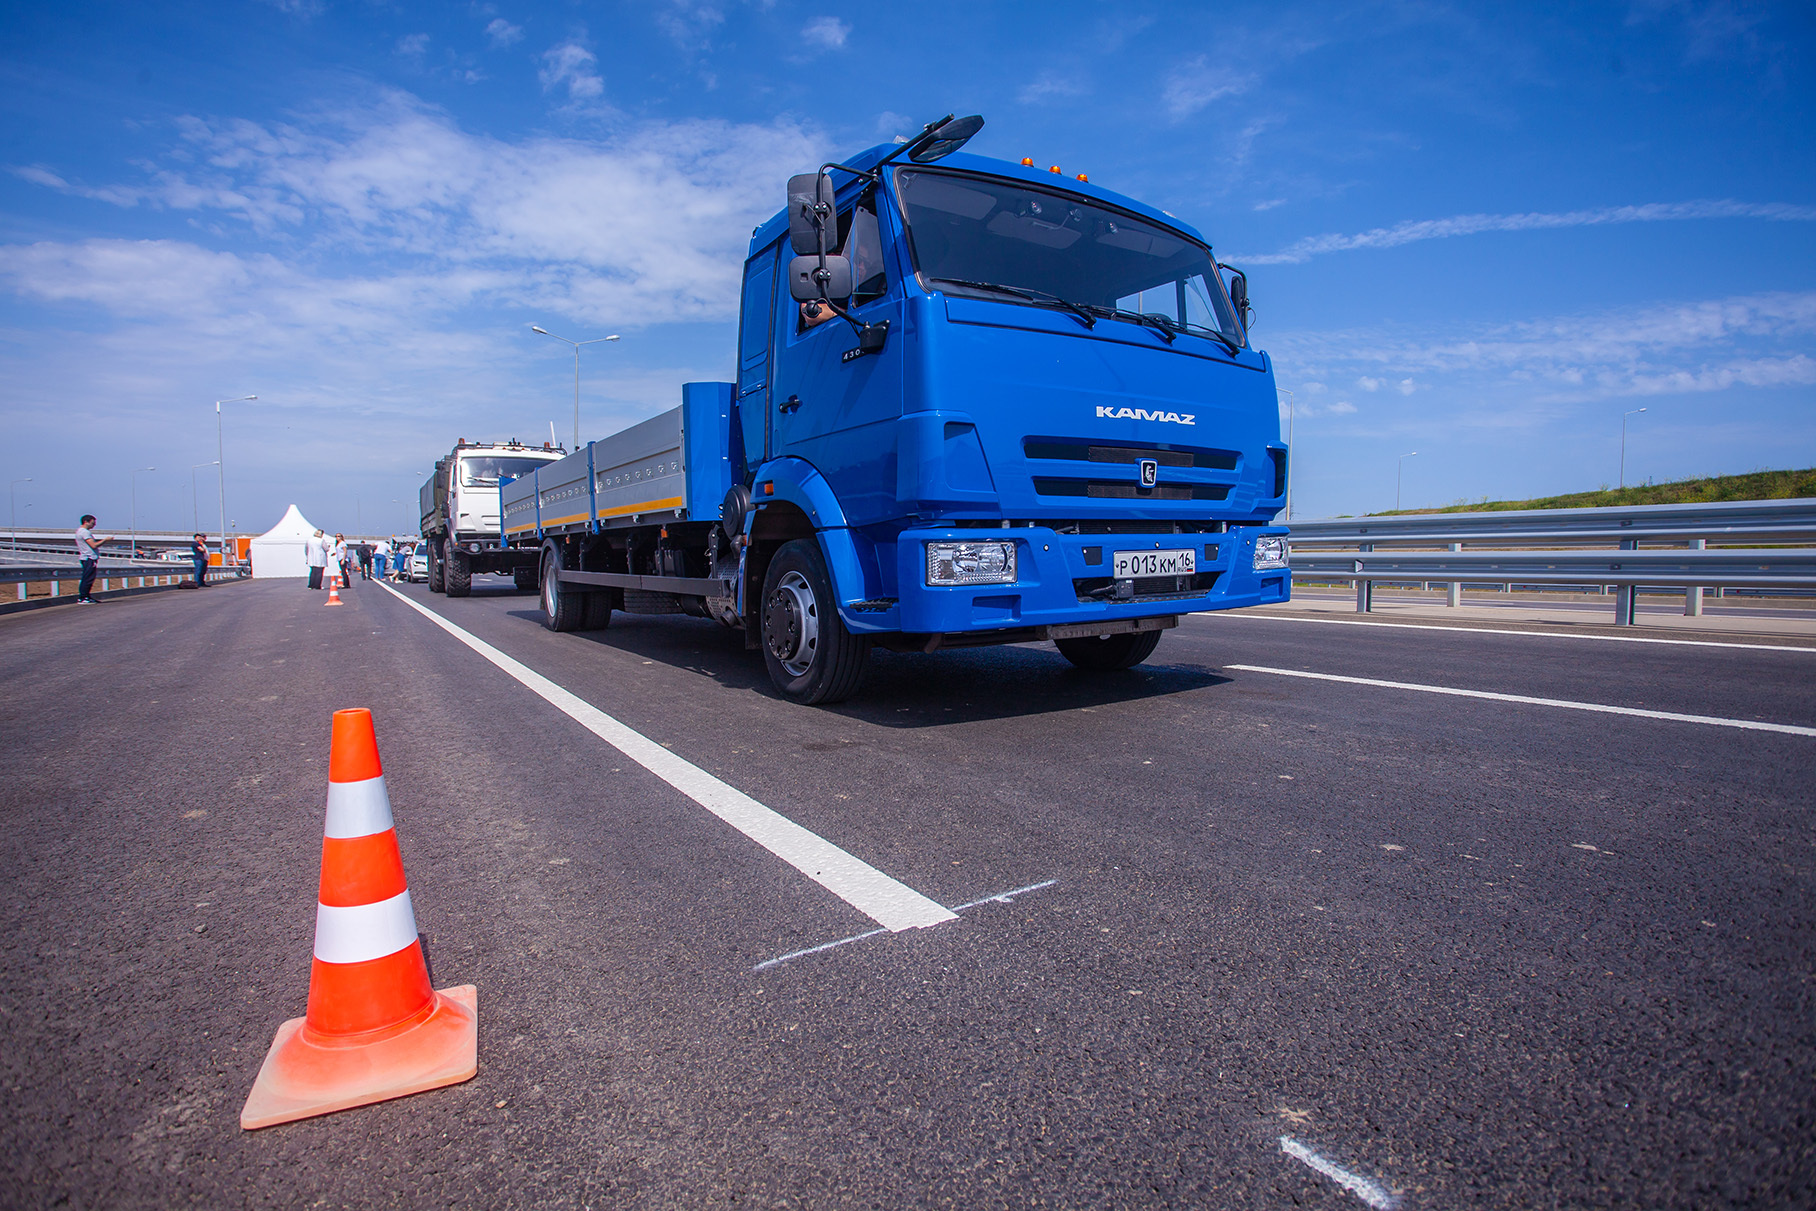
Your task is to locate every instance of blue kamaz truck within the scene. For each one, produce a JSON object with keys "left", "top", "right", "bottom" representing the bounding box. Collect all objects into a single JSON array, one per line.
[{"left": 502, "top": 114, "right": 1289, "bottom": 704}]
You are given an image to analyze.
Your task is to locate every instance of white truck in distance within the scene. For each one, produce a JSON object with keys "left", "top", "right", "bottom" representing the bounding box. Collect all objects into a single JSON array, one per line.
[{"left": 420, "top": 439, "right": 567, "bottom": 596}]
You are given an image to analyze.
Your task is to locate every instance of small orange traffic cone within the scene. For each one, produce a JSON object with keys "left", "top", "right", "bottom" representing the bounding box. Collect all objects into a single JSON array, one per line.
[
  {"left": 324, "top": 573, "right": 344, "bottom": 606},
  {"left": 241, "top": 709, "right": 477, "bottom": 1129}
]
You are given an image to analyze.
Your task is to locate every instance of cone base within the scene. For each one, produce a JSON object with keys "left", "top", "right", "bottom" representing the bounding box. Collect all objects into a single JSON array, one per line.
[{"left": 240, "top": 985, "right": 477, "bottom": 1130}]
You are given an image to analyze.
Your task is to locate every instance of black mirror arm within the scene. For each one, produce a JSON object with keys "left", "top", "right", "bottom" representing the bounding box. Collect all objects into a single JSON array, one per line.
[{"left": 812, "top": 296, "right": 890, "bottom": 354}]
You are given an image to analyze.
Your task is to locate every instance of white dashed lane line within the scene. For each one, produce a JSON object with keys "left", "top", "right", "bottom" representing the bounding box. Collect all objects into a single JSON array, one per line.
[
  {"left": 377, "top": 582, "right": 956, "bottom": 933},
  {"left": 1227, "top": 663, "right": 1816, "bottom": 737}
]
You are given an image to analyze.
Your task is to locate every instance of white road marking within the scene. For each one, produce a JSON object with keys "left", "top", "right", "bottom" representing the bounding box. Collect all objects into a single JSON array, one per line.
[
  {"left": 753, "top": 878, "right": 1060, "bottom": 971},
  {"left": 376, "top": 582, "right": 956, "bottom": 933},
  {"left": 1200, "top": 610, "right": 1816, "bottom": 654},
  {"left": 1280, "top": 1136, "right": 1398, "bottom": 1209},
  {"left": 1227, "top": 663, "right": 1816, "bottom": 737}
]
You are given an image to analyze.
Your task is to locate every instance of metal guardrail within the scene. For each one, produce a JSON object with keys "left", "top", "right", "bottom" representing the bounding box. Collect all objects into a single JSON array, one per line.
[
  {"left": 1286, "top": 497, "right": 1816, "bottom": 625},
  {"left": 1, "top": 563, "right": 248, "bottom": 599}
]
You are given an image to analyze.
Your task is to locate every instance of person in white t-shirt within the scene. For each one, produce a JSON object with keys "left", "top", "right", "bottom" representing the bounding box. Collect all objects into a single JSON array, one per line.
[
  {"left": 75, "top": 514, "right": 108, "bottom": 603},
  {"left": 374, "top": 538, "right": 392, "bottom": 580}
]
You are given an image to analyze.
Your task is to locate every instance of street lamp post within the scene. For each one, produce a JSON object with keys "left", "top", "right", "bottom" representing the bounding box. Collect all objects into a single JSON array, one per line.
[
  {"left": 1620, "top": 408, "right": 1647, "bottom": 489},
  {"left": 130, "top": 466, "right": 155, "bottom": 559},
  {"left": 1395, "top": 451, "right": 1418, "bottom": 512},
  {"left": 1277, "top": 389, "right": 1295, "bottom": 522},
  {"left": 215, "top": 395, "right": 258, "bottom": 566},
  {"left": 9, "top": 478, "right": 30, "bottom": 551},
  {"left": 191, "top": 461, "right": 219, "bottom": 533},
  {"left": 531, "top": 326, "right": 619, "bottom": 449}
]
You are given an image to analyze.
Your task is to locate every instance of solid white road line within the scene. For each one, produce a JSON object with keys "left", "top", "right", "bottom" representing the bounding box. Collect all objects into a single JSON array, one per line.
[
  {"left": 1280, "top": 1137, "right": 1398, "bottom": 1210},
  {"left": 1198, "top": 610, "right": 1816, "bottom": 654},
  {"left": 1228, "top": 663, "right": 1816, "bottom": 737},
  {"left": 753, "top": 878, "right": 1061, "bottom": 971},
  {"left": 377, "top": 583, "right": 957, "bottom": 933}
]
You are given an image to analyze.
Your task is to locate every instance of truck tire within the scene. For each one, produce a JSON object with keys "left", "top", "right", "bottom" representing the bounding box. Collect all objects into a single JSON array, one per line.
[
  {"left": 583, "top": 592, "right": 613, "bottom": 630},
  {"left": 1055, "top": 629, "right": 1162, "bottom": 671},
  {"left": 540, "top": 547, "right": 585, "bottom": 632},
  {"left": 444, "top": 546, "right": 472, "bottom": 597},
  {"left": 427, "top": 539, "right": 445, "bottom": 593},
  {"left": 760, "top": 539, "right": 871, "bottom": 705},
  {"left": 513, "top": 566, "right": 538, "bottom": 593}
]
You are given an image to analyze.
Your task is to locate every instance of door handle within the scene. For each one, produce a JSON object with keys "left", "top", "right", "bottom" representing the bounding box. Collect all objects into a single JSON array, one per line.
[{"left": 779, "top": 395, "right": 802, "bottom": 414}]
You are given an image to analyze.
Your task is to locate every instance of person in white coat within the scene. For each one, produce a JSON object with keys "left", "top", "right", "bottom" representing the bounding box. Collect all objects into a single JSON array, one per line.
[{"left": 304, "top": 529, "right": 328, "bottom": 589}]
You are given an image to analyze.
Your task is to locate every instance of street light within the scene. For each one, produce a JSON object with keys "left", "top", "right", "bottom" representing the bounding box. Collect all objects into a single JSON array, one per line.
[
  {"left": 130, "top": 466, "right": 155, "bottom": 558},
  {"left": 9, "top": 478, "right": 30, "bottom": 551},
  {"left": 1395, "top": 451, "right": 1418, "bottom": 512},
  {"left": 1620, "top": 408, "right": 1647, "bottom": 489},
  {"left": 531, "top": 326, "right": 619, "bottom": 448},
  {"left": 191, "top": 461, "right": 219, "bottom": 533},
  {"left": 215, "top": 395, "right": 258, "bottom": 565},
  {"left": 1277, "top": 389, "right": 1295, "bottom": 521}
]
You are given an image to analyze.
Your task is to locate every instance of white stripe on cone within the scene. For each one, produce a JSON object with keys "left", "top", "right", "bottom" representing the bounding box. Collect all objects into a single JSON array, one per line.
[
  {"left": 323, "top": 775, "right": 395, "bottom": 839},
  {"left": 313, "top": 889, "right": 419, "bottom": 964}
]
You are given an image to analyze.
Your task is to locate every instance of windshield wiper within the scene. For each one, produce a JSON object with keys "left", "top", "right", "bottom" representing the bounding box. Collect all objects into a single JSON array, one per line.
[
  {"left": 1187, "top": 323, "right": 1242, "bottom": 356},
  {"left": 1103, "top": 308, "right": 1177, "bottom": 344},
  {"left": 930, "top": 278, "right": 1096, "bottom": 329}
]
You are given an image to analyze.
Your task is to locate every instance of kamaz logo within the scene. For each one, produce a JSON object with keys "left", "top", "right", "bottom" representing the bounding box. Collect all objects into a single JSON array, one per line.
[{"left": 1096, "top": 406, "right": 1195, "bottom": 426}]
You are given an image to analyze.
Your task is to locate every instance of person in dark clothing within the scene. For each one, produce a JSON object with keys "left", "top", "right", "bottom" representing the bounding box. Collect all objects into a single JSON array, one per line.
[
  {"left": 357, "top": 543, "right": 374, "bottom": 580},
  {"left": 189, "top": 533, "right": 210, "bottom": 586}
]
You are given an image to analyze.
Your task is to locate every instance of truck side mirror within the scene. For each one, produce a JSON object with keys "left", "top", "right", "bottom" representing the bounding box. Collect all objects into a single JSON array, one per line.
[
  {"left": 788, "top": 254, "right": 852, "bottom": 302},
  {"left": 1219, "top": 261, "right": 1250, "bottom": 325},
  {"left": 787, "top": 172, "right": 835, "bottom": 256},
  {"left": 908, "top": 114, "right": 984, "bottom": 163}
]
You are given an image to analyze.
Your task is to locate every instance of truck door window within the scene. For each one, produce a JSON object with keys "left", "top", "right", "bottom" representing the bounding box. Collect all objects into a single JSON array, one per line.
[{"left": 738, "top": 245, "right": 777, "bottom": 395}]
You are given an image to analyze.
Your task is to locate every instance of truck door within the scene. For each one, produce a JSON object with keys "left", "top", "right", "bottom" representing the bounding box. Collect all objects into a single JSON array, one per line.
[
  {"left": 768, "top": 194, "right": 905, "bottom": 525},
  {"left": 736, "top": 243, "right": 780, "bottom": 476}
]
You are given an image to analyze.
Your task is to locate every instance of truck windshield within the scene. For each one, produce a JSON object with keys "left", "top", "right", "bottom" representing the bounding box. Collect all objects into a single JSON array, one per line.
[
  {"left": 459, "top": 456, "right": 548, "bottom": 487},
  {"left": 894, "top": 167, "right": 1245, "bottom": 348}
]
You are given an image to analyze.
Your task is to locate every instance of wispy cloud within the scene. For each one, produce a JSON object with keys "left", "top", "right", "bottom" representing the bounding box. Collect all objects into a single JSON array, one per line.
[
  {"left": 801, "top": 16, "right": 849, "bottom": 51},
  {"left": 485, "top": 18, "right": 523, "bottom": 48},
  {"left": 1238, "top": 199, "right": 1816, "bottom": 264},
  {"left": 540, "top": 41, "right": 605, "bottom": 102},
  {"left": 1162, "top": 56, "right": 1253, "bottom": 120},
  {"left": 1018, "top": 73, "right": 1089, "bottom": 105}
]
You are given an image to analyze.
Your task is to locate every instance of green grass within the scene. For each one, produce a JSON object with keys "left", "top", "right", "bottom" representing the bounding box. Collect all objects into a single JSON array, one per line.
[{"left": 1368, "top": 468, "right": 1816, "bottom": 516}]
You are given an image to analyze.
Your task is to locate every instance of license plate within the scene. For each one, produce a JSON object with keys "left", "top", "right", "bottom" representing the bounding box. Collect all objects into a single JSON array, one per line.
[{"left": 1113, "top": 548, "right": 1195, "bottom": 579}]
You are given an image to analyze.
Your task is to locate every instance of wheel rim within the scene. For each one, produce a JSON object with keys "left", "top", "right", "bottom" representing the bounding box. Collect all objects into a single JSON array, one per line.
[
  {"left": 765, "top": 569, "right": 820, "bottom": 677},
  {"left": 542, "top": 560, "right": 557, "bottom": 619}
]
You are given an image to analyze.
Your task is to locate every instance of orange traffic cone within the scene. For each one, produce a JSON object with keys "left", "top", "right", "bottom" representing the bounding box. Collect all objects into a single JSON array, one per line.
[
  {"left": 241, "top": 708, "right": 477, "bottom": 1129},
  {"left": 324, "top": 574, "right": 343, "bottom": 606}
]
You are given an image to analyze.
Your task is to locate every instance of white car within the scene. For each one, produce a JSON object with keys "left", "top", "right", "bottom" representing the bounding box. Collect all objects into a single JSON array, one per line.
[{"left": 408, "top": 550, "right": 428, "bottom": 583}]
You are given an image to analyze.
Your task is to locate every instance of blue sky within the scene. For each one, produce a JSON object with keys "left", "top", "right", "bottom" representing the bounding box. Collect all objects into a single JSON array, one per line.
[{"left": 2, "top": 1, "right": 1812, "bottom": 536}]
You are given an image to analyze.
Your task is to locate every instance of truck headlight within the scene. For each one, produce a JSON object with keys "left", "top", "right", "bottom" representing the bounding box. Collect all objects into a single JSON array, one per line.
[
  {"left": 1252, "top": 535, "right": 1288, "bottom": 570},
  {"left": 926, "top": 540, "right": 1017, "bottom": 586}
]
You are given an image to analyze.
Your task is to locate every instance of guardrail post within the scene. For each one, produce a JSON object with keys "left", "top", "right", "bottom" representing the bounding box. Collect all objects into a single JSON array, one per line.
[
  {"left": 1446, "top": 543, "right": 1461, "bottom": 607},
  {"left": 1614, "top": 538, "right": 1638, "bottom": 625},
  {"left": 1355, "top": 579, "right": 1372, "bottom": 612},
  {"left": 49, "top": 579, "right": 58, "bottom": 598},
  {"left": 1686, "top": 539, "right": 1704, "bottom": 617}
]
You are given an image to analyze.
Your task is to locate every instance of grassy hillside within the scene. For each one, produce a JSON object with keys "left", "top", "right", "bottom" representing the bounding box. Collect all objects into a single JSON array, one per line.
[{"left": 1371, "top": 468, "right": 1816, "bottom": 516}]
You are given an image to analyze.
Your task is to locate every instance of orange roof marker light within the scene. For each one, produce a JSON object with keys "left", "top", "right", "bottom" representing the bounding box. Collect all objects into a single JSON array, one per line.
[
  {"left": 1021, "top": 157, "right": 1034, "bottom": 166},
  {"left": 1049, "top": 165, "right": 1062, "bottom": 174},
  {"left": 1076, "top": 173, "right": 1089, "bottom": 182}
]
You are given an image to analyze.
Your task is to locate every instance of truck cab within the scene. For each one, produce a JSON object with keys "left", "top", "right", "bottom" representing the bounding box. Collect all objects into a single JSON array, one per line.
[{"left": 422, "top": 439, "right": 567, "bottom": 596}]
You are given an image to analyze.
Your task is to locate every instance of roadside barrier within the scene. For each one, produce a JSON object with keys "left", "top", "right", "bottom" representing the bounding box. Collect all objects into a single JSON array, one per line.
[{"left": 241, "top": 708, "right": 477, "bottom": 1130}]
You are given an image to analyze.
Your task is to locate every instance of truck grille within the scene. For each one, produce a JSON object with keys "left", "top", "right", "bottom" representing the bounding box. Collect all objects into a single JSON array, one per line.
[
  {"left": 1073, "top": 571, "right": 1223, "bottom": 602},
  {"left": 1032, "top": 478, "right": 1231, "bottom": 501},
  {"left": 1023, "top": 440, "right": 1240, "bottom": 470}
]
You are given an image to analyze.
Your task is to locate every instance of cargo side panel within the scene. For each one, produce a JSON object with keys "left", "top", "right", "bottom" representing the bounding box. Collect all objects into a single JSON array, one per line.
[{"left": 591, "top": 407, "right": 685, "bottom": 527}]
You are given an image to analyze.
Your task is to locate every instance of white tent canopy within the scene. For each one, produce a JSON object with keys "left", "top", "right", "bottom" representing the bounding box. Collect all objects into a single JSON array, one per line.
[{"left": 249, "top": 505, "right": 318, "bottom": 579}]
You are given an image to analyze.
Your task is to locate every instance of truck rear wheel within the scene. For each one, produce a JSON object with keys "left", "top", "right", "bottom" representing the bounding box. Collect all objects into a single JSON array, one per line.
[
  {"left": 760, "top": 539, "right": 870, "bottom": 705},
  {"left": 445, "top": 547, "right": 472, "bottom": 597},
  {"left": 583, "top": 591, "right": 614, "bottom": 630},
  {"left": 427, "top": 539, "right": 445, "bottom": 593},
  {"left": 1055, "top": 629, "right": 1162, "bottom": 670},
  {"left": 513, "top": 566, "right": 538, "bottom": 593},
  {"left": 540, "top": 548, "right": 585, "bottom": 632}
]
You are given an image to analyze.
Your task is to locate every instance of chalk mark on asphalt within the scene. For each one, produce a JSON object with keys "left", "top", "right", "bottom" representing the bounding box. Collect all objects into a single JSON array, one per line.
[
  {"left": 752, "top": 878, "right": 1060, "bottom": 971},
  {"left": 1280, "top": 1136, "right": 1399, "bottom": 1209},
  {"left": 375, "top": 582, "right": 956, "bottom": 933},
  {"left": 1228, "top": 663, "right": 1816, "bottom": 737},
  {"left": 1201, "top": 610, "right": 1816, "bottom": 654}
]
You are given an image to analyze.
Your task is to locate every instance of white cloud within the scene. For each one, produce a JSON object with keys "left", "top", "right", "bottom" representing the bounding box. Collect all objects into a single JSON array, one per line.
[
  {"left": 1356, "top": 376, "right": 1381, "bottom": 392},
  {"left": 397, "top": 33, "right": 430, "bottom": 57},
  {"left": 485, "top": 18, "right": 523, "bottom": 48},
  {"left": 1238, "top": 200, "right": 1816, "bottom": 265},
  {"left": 540, "top": 42, "right": 605, "bottom": 102},
  {"left": 1018, "top": 73, "right": 1088, "bottom": 105},
  {"left": 1397, "top": 378, "right": 1416, "bottom": 395},
  {"left": 801, "top": 16, "right": 849, "bottom": 51},
  {"left": 1162, "top": 56, "right": 1253, "bottom": 120},
  {"left": 658, "top": 0, "right": 724, "bottom": 48}
]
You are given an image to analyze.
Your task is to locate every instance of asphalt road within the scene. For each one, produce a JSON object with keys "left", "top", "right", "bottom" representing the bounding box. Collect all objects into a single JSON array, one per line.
[{"left": 2, "top": 576, "right": 1811, "bottom": 1209}]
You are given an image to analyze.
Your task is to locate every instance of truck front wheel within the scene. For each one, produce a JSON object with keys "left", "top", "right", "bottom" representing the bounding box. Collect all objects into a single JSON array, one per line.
[
  {"left": 540, "top": 548, "right": 585, "bottom": 632},
  {"left": 1055, "top": 629, "right": 1162, "bottom": 671},
  {"left": 760, "top": 539, "right": 870, "bottom": 705},
  {"left": 445, "top": 546, "right": 472, "bottom": 597}
]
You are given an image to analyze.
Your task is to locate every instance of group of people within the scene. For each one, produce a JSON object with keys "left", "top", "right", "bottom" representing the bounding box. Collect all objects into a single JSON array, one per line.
[
  {"left": 72, "top": 515, "right": 213, "bottom": 603},
  {"left": 302, "top": 529, "right": 416, "bottom": 589}
]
